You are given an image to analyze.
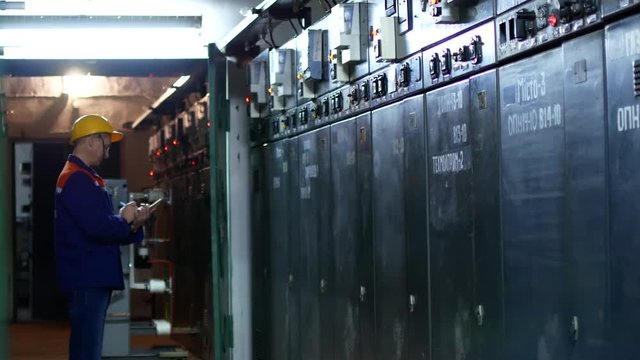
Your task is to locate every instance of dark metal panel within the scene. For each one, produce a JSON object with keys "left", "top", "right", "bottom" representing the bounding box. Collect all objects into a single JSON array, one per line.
[
  {"left": 287, "top": 137, "right": 301, "bottom": 360},
  {"left": 298, "top": 129, "right": 323, "bottom": 360},
  {"left": 356, "top": 113, "right": 375, "bottom": 360},
  {"left": 316, "top": 127, "right": 334, "bottom": 360},
  {"left": 603, "top": 0, "right": 640, "bottom": 17},
  {"left": 499, "top": 47, "right": 570, "bottom": 360},
  {"left": 250, "top": 147, "right": 270, "bottom": 360},
  {"left": 268, "top": 140, "right": 290, "bottom": 360},
  {"left": 331, "top": 117, "right": 360, "bottom": 360},
  {"left": 372, "top": 101, "right": 408, "bottom": 360},
  {"left": 171, "top": 169, "right": 212, "bottom": 358},
  {"left": 563, "top": 30, "right": 610, "bottom": 360},
  {"left": 196, "top": 167, "right": 215, "bottom": 358},
  {"left": 606, "top": 15, "right": 640, "bottom": 359},
  {"left": 427, "top": 80, "right": 475, "bottom": 360},
  {"left": 403, "top": 94, "right": 429, "bottom": 360},
  {"left": 469, "top": 69, "right": 503, "bottom": 360}
]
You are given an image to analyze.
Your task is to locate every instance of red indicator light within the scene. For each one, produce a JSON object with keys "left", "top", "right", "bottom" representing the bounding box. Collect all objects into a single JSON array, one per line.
[
  {"left": 191, "top": 160, "right": 196, "bottom": 166},
  {"left": 149, "top": 171, "right": 154, "bottom": 177},
  {"left": 172, "top": 139, "right": 178, "bottom": 145},
  {"left": 245, "top": 97, "right": 251, "bottom": 103},
  {"left": 548, "top": 14, "right": 558, "bottom": 27},
  {"left": 156, "top": 150, "right": 161, "bottom": 157},
  {"left": 164, "top": 145, "right": 168, "bottom": 151},
  {"left": 207, "top": 122, "right": 211, "bottom": 127}
]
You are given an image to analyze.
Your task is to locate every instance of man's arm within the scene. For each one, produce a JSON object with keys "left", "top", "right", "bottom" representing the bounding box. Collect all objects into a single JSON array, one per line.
[{"left": 60, "top": 172, "right": 132, "bottom": 242}]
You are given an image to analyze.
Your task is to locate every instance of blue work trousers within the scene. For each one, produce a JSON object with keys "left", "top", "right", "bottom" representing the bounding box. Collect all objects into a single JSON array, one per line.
[{"left": 68, "top": 288, "right": 112, "bottom": 360}]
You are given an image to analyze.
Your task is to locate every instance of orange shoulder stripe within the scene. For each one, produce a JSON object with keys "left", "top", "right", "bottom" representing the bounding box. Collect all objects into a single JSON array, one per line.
[{"left": 56, "top": 162, "right": 104, "bottom": 190}]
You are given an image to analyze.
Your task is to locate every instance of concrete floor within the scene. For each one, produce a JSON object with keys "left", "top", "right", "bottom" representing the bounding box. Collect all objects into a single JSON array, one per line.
[{"left": 9, "top": 322, "right": 197, "bottom": 359}]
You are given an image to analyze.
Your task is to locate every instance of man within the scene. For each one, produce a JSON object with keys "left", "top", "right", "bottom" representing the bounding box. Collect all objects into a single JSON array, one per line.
[{"left": 54, "top": 114, "right": 152, "bottom": 359}]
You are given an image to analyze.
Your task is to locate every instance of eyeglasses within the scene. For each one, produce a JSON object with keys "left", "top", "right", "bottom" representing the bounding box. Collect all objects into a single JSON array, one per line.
[{"left": 98, "top": 135, "right": 111, "bottom": 154}]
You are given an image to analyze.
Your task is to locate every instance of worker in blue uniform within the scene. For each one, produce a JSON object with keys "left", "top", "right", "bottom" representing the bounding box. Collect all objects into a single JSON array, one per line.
[{"left": 54, "top": 114, "right": 152, "bottom": 360}]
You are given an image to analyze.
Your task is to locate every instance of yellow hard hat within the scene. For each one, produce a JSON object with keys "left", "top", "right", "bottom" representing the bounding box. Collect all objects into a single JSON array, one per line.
[{"left": 69, "top": 114, "right": 124, "bottom": 144}]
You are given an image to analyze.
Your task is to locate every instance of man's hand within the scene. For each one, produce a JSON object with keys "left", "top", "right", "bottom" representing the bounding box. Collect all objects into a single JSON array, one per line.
[
  {"left": 130, "top": 204, "right": 152, "bottom": 230},
  {"left": 119, "top": 201, "right": 138, "bottom": 224}
]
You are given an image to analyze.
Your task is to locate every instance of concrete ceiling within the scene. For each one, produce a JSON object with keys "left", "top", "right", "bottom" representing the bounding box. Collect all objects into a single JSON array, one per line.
[{"left": 3, "top": 75, "right": 177, "bottom": 139}]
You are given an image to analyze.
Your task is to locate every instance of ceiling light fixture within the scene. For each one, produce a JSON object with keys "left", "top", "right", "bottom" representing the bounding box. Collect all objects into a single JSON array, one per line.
[
  {"left": 132, "top": 75, "right": 189, "bottom": 129},
  {"left": 0, "top": 27, "right": 207, "bottom": 59},
  {"left": 0, "top": 1, "right": 25, "bottom": 10},
  {"left": 172, "top": 75, "right": 190, "bottom": 88}
]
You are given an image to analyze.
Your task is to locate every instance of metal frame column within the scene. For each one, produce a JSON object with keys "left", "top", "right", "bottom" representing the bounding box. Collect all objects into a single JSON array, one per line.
[
  {"left": 0, "top": 80, "right": 8, "bottom": 358},
  {"left": 208, "top": 43, "right": 230, "bottom": 360}
]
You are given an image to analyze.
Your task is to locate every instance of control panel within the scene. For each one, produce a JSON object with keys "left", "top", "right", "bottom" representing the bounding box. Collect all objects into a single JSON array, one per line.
[
  {"left": 297, "top": 102, "right": 312, "bottom": 133},
  {"left": 298, "top": 29, "right": 327, "bottom": 102},
  {"left": 496, "top": 0, "right": 600, "bottom": 60},
  {"left": 250, "top": 115, "right": 269, "bottom": 144},
  {"left": 305, "top": 98, "right": 322, "bottom": 127},
  {"left": 269, "top": 113, "right": 281, "bottom": 140},
  {"left": 148, "top": 130, "right": 163, "bottom": 174},
  {"left": 368, "top": 66, "right": 397, "bottom": 108},
  {"left": 283, "top": 107, "right": 299, "bottom": 138},
  {"left": 149, "top": 95, "right": 210, "bottom": 176},
  {"left": 603, "top": 0, "right": 639, "bottom": 16},
  {"left": 248, "top": 57, "right": 270, "bottom": 118},
  {"left": 269, "top": 48, "right": 296, "bottom": 110},
  {"left": 346, "top": 77, "right": 371, "bottom": 115},
  {"left": 394, "top": 53, "right": 423, "bottom": 97},
  {"left": 424, "top": 21, "right": 495, "bottom": 89},
  {"left": 429, "top": 0, "right": 463, "bottom": 23},
  {"left": 335, "top": 2, "right": 368, "bottom": 64},
  {"left": 374, "top": 16, "right": 403, "bottom": 62},
  {"left": 328, "top": 86, "right": 349, "bottom": 123},
  {"left": 310, "top": 85, "right": 351, "bottom": 127}
]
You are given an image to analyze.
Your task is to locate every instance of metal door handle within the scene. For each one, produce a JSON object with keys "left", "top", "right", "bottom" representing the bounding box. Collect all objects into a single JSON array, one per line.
[
  {"left": 288, "top": 274, "right": 294, "bottom": 286},
  {"left": 360, "top": 286, "right": 367, "bottom": 302},
  {"left": 320, "top": 279, "right": 326, "bottom": 293},
  {"left": 409, "top": 295, "right": 416, "bottom": 313},
  {"left": 570, "top": 316, "right": 579, "bottom": 343},
  {"left": 475, "top": 305, "right": 485, "bottom": 327},
  {"left": 107, "top": 312, "right": 130, "bottom": 318}
]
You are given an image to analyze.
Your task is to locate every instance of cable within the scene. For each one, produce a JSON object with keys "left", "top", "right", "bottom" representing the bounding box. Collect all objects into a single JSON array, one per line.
[
  {"left": 288, "top": 18, "right": 299, "bottom": 35},
  {"left": 268, "top": 17, "right": 277, "bottom": 48},
  {"left": 261, "top": 32, "right": 275, "bottom": 49}
]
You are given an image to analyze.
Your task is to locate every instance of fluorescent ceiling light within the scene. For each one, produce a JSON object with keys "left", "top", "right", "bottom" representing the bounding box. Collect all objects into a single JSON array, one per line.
[
  {"left": 0, "top": 1, "right": 25, "bottom": 10},
  {"left": 12, "top": 0, "right": 205, "bottom": 16},
  {"left": 131, "top": 86, "right": 177, "bottom": 129},
  {"left": 151, "top": 87, "right": 176, "bottom": 109},
  {"left": 0, "top": 15, "right": 202, "bottom": 29},
  {"left": 0, "top": 27, "right": 207, "bottom": 59},
  {"left": 63, "top": 73, "right": 94, "bottom": 98},
  {"left": 132, "top": 108, "right": 153, "bottom": 129},
  {"left": 172, "top": 75, "right": 190, "bottom": 88}
]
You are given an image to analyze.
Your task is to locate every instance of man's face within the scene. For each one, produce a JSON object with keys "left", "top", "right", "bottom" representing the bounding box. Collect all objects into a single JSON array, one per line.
[{"left": 93, "top": 134, "right": 111, "bottom": 164}]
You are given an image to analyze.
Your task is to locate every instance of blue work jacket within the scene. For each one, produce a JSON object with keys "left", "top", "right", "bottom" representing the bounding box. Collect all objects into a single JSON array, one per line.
[{"left": 54, "top": 155, "right": 143, "bottom": 293}]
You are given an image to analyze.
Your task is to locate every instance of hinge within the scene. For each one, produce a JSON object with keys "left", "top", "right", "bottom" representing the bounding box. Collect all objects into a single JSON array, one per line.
[{"left": 633, "top": 60, "right": 640, "bottom": 97}]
